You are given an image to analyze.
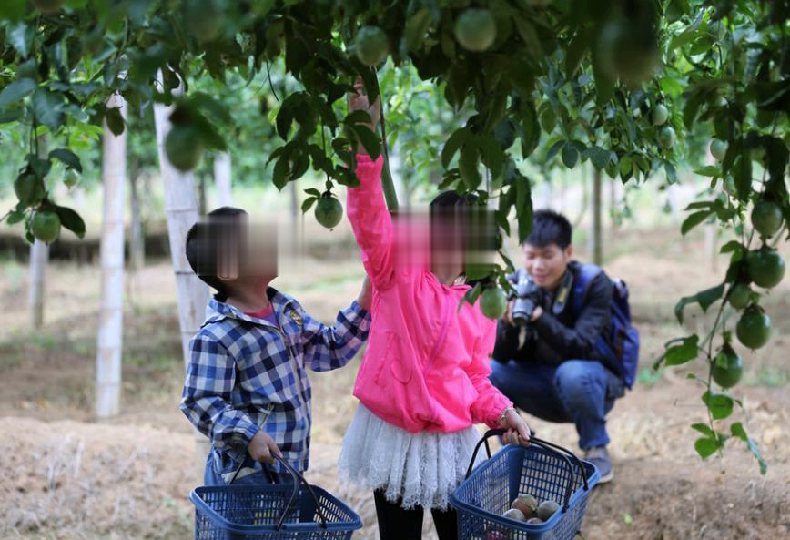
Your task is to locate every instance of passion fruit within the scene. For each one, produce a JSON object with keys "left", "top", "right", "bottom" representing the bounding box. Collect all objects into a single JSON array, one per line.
[
  {"left": 480, "top": 287, "right": 508, "bottom": 320},
  {"left": 652, "top": 104, "right": 668, "bottom": 126},
  {"left": 727, "top": 282, "right": 752, "bottom": 310},
  {"left": 751, "top": 200, "right": 784, "bottom": 239},
  {"left": 30, "top": 209, "right": 61, "bottom": 243},
  {"left": 185, "top": 0, "right": 225, "bottom": 43},
  {"left": 747, "top": 247, "right": 785, "bottom": 289},
  {"left": 658, "top": 126, "right": 676, "bottom": 149},
  {"left": 710, "top": 138, "right": 727, "bottom": 161},
  {"left": 354, "top": 25, "right": 389, "bottom": 66},
  {"left": 735, "top": 306, "right": 771, "bottom": 350},
  {"left": 165, "top": 126, "right": 204, "bottom": 171},
  {"left": 454, "top": 8, "right": 497, "bottom": 52},
  {"left": 711, "top": 344, "right": 744, "bottom": 389},
  {"left": 314, "top": 196, "right": 343, "bottom": 229},
  {"left": 14, "top": 172, "right": 47, "bottom": 208}
]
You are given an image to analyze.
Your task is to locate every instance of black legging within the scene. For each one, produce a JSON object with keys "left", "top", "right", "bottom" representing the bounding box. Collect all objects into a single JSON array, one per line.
[{"left": 373, "top": 489, "right": 458, "bottom": 540}]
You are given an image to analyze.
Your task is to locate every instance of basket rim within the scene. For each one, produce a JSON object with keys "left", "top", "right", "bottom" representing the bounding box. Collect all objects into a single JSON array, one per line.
[
  {"left": 189, "top": 483, "right": 363, "bottom": 534},
  {"left": 448, "top": 444, "right": 601, "bottom": 533}
]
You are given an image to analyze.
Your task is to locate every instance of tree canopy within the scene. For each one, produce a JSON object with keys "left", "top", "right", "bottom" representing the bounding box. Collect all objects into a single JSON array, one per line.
[{"left": 1, "top": 0, "right": 788, "bottom": 470}]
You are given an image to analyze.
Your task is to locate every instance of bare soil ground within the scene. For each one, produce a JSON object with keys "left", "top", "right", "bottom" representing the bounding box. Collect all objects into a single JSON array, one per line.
[{"left": 1, "top": 226, "right": 789, "bottom": 540}]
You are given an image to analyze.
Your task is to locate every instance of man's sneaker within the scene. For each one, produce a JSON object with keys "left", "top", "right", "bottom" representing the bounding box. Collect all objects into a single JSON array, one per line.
[{"left": 583, "top": 446, "right": 613, "bottom": 484}]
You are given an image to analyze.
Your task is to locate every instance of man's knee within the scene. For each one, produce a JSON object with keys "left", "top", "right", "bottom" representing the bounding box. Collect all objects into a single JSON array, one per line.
[{"left": 553, "top": 360, "right": 605, "bottom": 405}]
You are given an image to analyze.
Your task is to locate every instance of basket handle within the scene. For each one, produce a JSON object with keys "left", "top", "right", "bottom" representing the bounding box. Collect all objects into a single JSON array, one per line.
[
  {"left": 271, "top": 455, "right": 329, "bottom": 530},
  {"left": 528, "top": 437, "right": 589, "bottom": 492},
  {"left": 465, "top": 430, "right": 579, "bottom": 512}
]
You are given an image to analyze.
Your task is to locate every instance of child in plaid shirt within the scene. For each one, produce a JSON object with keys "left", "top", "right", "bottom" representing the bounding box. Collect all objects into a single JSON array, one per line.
[{"left": 179, "top": 207, "right": 371, "bottom": 485}]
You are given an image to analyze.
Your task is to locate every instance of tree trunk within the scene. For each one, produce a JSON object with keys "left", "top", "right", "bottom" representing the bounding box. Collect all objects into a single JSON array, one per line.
[
  {"left": 96, "top": 91, "right": 127, "bottom": 418},
  {"left": 197, "top": 175, "right": 208, "bottom": 216},
  {"left": 129, "top": 157, "right": 145, "bottom": 272},
  {"left": 288, "top": 179, "right": 299, "bottom": 232},
  {"left": 29, "top": 134, "right": 48, "bottom": 329},
  {"left": 153, "top": 70, "right": 210, "bottom": 478},
  {"left": 214, "top": 151, "right": 232, "bottom": 207},
  {"left": 591, "top": 167, "right": 604, "bottom": 266}
]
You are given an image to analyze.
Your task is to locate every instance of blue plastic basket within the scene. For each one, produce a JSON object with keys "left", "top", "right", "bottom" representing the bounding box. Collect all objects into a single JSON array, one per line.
[
  {"left": 189, "top": 455, "right": 362, "bottom": 540},
  {"left": 450, "top": 431, "right": 599, "bottom": 540}
]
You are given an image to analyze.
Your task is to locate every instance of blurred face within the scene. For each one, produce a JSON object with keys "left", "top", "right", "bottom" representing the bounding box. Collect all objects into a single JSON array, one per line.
[
  {"left": 523, "top": 242, "right": 572, "bottom": 291},
  {"left": 430, "top": 214, "right": 465, "bottom": 282},
  {"left": 217, "top": 218, "right": 278, "bottom": 290}
]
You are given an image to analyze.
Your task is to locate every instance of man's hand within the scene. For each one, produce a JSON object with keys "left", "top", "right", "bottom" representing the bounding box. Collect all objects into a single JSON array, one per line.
[
  {"left": 502, "top": 300, "right": 514, "bottom": 325},
  {"left": 348, "top": 77, "right": 381, "bottom": 133},
  {"left": 500, "top": 408, "right": 531, "bottom": 446},
  {"left": 247, "top": 431, "right": 281, "bottom": 464},
  {"left": 358, "top": 275, "right": 373, "bottom": 311},
  {"left": 531, "top": 306, "right": 543, "bottom": 322}
]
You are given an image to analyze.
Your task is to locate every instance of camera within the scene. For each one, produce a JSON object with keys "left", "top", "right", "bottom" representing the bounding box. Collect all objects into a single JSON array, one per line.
[{"left": 510, "top": 274, "right": 542, "bottom": 326}]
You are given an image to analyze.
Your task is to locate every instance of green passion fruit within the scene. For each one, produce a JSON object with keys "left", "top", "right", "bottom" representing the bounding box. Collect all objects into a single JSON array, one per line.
[
  {"left": 354, "top": 25, "right": 389, "bottom": 66},
  {"left": 711, "top": 345, "right": 744, "bottom": 389},
  {"left": 480, "top": 288, "right": 508, "bottom": 320},
  {"left": 165, "top": 126, "right": 204, "bottom": 171},
  {"left": 751, "top": 200, "right": 784, "bottom": 239},
  {"left": 735, "top": 306, "right": 771, "bottom": 350},
  {"left": 454, "top": 8, "right": 497, "bottom": 52},
  {"left": 30, "top": 209, "right": 61, "bottom": 243},
  {"left": 314, "top": 196, "right": 343, "bottom": 229}
]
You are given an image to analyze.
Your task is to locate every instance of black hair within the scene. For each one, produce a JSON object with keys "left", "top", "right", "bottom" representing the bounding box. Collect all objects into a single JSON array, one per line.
[
  {"left": 525, "top": 209, "right": 572, "bottom": 249},
  {"left": 185, "top": 207, "right": 248, "bottom": 302}
]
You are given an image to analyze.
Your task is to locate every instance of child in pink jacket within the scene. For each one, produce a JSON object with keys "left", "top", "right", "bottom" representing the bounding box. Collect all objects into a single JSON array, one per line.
[{"left": 338, "top": 84, "right": 531, "bottom": 540}]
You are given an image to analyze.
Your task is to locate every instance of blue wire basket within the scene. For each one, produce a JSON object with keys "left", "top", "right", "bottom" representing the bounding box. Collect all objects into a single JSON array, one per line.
[
  {"left": 189, "top": 455, "right": 362, "bottom": 540},
  {"left": 450, "top": 430, "right": 600, "bottom": 540}
]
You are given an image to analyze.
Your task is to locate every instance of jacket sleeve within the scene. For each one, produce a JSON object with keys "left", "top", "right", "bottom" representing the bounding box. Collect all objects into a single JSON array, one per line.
[
  {"left": 468, "top": 316, "right": 513, "bottom": 429},
  {"left": 346, "top": 153, "right": 395, "bottom": 289},
  {"left": 533, "top": 273, "right": 613, "bottom": 360},
  {"left": 179, "top": 335, "right": 258, "bottom": 452},
  {"left": 298, "top": 300, "right": 372, "bottom": 372}
]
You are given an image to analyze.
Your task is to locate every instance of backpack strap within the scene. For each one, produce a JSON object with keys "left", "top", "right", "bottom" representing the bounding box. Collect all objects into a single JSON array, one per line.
[{"left": 571, "top": 263, "right": 603, "bottom": 318}]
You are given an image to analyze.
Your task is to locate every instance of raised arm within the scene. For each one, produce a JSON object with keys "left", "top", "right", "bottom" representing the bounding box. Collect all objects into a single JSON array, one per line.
[{"left": 346, "top": 81, "right": 395, "bottom": 289}]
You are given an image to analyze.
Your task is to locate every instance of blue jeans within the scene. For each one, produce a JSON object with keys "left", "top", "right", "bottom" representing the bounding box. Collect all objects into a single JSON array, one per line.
[
  {"left": 489, "top": 360, "right": 624, "bottom": 450},
  {"left": 203, "top": 447, "right": 294, "bottom": 486}
]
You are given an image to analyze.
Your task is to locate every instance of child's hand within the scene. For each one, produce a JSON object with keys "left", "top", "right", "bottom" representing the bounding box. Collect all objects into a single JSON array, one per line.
[
  {"left": 500, "top": 408, "right": 531, "bottom": 446},
  {"left": 358, "top": 275, "right": 373, "bottom": 310},
  {"left": 349, "top": 77, "right": 381, "bottom": 133},
  {"left": 247, "top": 431, "right": 281, "bottom": 464}
]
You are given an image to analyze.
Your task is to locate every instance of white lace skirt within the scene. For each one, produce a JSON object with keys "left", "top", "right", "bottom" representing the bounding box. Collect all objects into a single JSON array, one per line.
[{"left": 338, "top": 404, "right": 484, "bottom": 510}]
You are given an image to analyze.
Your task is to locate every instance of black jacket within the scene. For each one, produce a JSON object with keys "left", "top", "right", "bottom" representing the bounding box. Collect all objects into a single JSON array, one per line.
[{"left": 492, "top": 261, "right": 620, "bottom": 376}]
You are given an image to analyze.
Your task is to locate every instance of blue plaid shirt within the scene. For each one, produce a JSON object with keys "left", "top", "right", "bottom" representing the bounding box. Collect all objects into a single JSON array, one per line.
[{"left": 179, "top": 288, "right": 370, "bottom": 474}]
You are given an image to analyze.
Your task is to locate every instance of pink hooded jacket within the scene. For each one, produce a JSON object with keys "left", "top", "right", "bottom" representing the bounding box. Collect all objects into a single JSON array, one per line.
[{"left": 347, "top": 153, "right": 512, "bottom": 434}]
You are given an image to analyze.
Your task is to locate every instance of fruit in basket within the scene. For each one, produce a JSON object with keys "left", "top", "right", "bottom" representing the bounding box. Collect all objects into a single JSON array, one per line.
[
  {"left": 526, "top": 517, "right": 543, "bottom": 525},
  {"left": 537, "top": 500, "right": 560, "bottom": 521},
  {"left": 502, "top": 508, "right": 526, "bottom": 522},
  {"left": 484, "top": 530, "right": 508, "bottom": 540},
  {"left": 511, "top": 494, "right": 538, "bottom": 517}
]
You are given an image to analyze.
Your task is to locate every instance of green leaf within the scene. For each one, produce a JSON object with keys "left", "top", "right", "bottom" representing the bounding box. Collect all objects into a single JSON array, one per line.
[
  {"left": 105, "top": 106, "right": 125, "bottom": 136},
  {"left": 301, "top": 197, "right": 317, "bottom": 213},
  {"left": 5, "top": 208, "right": 25, "bottom": 225},
  {"left": 512, "top": 14, "right": 543, "bottom": 63},
  {"left": 730, "top": 423, "right": 767, "bottom": 474},
  {"left": 702, "top": 391, "right": 734, "bottom": 420},
  {"left": 0, "top": 0, "right": 26, "bottom": 22},
  {"left": 673, "top": 284, "right": 724, "bottom": 324},
  {"left": 514, "top": 177, "right": 532, "bottom": 243},
  {"left": 520, "top": 102, "right": 540, "bottom": 158},
  {"left": 694, "top": 166, "right": 721, "bottom": 178},
  {"left": 350, "top": 125, "right": 381, "bottom": 159},
  {"left": 405, "top": 7, "right": 432, "bottom": 52},
  {"left": 720, "top": 240, "right": 743, "bottom": 254},
  {"left": 681, "top": 209, "right": 713, "bottom": 235},
  {"left": 54, "top": 206, "right": 86, "bottom": 239},
  {"left": 459, "top": 143, "right": 482, "bottom": 190},
  {"left": 694, "top": 436, "right": 719, "bottom": 459},
  {"left": 561, "top": 143, "right": 579, "bottom": 168},
  {"left": 584, "top": 146, "right": 612, "bottom": 169},
  {"left": 49, "top": 148, "right": 82, "bottom": 173},
  {"left": 33, "top": 89, "right": 65, "bottom": 132},
  {"left": 479, "top": 135, "right": 504, "bottom": 180},
  {"left": 441, "top": 128, "right": 470, "bottom": 169},
  {"left": 460, "top": 283, "right": 482, "bottom": 311},
  {"left": 545, "top": 139, "right": 564, "bottom": 162},
  {"left": 691, "top": 423, "right": 715, "bottom": 438},
  {"left": 0, "top": 78, "right": 36, "bottom": 108},
  {"left": 659, "top": 334, "right": 699, "bottom": 367},
  {"left": 303, "top": 188, "right": 321, "bottom": 197},
  {"left": 564, "top": 31, "right": 588, "bottom": 78},
  {"left": 272, "top": 154, "right": 290, "bottom": 189}
]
